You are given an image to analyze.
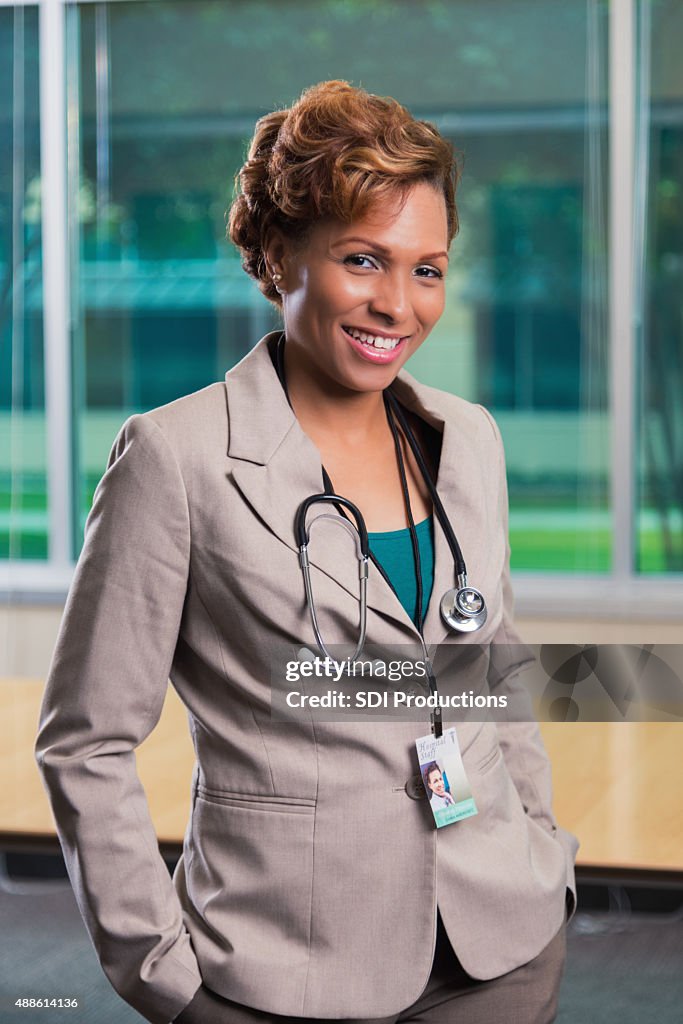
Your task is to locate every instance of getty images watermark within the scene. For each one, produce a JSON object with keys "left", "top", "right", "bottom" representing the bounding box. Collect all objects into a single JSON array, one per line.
[{"left": 268, "top": 644, "right": 683, "bottom": 723}]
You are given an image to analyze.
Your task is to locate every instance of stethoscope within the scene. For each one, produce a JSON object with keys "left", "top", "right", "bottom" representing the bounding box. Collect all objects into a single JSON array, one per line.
[{"left": 275, "top": 335, "right": 487, "bottom": 739}]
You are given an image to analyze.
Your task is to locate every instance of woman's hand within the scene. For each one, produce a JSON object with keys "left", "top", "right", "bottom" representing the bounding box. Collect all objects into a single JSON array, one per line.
[{"left": 172, "top": 984, "right": 232, "bottom": 1023}]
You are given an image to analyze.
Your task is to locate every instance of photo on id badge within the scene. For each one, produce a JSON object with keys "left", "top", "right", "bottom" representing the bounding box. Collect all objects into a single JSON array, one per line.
[{"left": 416, "top": 727, "right": 478, "bottom": 828}]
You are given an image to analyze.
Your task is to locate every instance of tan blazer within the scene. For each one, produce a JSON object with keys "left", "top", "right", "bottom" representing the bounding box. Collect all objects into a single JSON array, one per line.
[{"left": 36, "top": 333, "right": 578, "bottom": 1024}]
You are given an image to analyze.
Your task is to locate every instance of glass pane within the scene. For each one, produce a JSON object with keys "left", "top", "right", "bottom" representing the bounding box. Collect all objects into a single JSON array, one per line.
[
  {"left": 0, "top": 7, "right": 45, "bottom": 561},
  {"left": 70, "top": 0, "right": 610, "bottom": 573},
  {"left": 637, "top": 0, "right": 683, "bottom": 573}
]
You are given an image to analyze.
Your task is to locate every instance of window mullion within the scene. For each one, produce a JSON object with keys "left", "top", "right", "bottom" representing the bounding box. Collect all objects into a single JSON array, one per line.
[
  {"left": 608, "top": 0, "right": 637, "bottom": 581},
  {"left": 39, "top": 0, "right": 73, "bottom": 569}
]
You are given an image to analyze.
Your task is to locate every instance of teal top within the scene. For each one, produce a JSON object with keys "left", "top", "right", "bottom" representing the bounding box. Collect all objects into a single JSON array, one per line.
[{"left": 367, "top": 516, "right": 435, "bottom": 628}]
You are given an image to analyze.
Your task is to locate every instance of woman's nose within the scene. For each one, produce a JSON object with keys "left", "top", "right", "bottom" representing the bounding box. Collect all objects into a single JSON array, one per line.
[{"left": 367, "top": 272, "right": 411, "bottom": 324}]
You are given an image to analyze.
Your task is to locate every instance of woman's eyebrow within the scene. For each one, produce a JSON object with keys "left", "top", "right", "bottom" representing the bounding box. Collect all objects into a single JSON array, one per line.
[{"left": 331, "top": 236, "right": 449, "bottom": 261}]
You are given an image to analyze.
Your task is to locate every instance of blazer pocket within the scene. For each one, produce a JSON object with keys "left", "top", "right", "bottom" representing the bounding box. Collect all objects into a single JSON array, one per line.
[
  {"left": 473, "top": 744, "right": 503, "bottom": 775},
  {"left": 186, "top": 792, "right": 315, "bottom": 960},
  {"left": 196, "top": 785, "right": 316, "bottom": 814}
]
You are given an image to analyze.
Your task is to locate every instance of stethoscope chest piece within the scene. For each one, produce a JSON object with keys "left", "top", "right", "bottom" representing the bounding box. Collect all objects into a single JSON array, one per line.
[{"left": 440, "top": 582, "right": 487, "bottom": 633}]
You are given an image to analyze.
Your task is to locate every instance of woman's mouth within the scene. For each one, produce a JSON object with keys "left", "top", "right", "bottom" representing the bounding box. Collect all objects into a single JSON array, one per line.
[{"left": 341, "top": 325, "right": 408, "bottom": 362}]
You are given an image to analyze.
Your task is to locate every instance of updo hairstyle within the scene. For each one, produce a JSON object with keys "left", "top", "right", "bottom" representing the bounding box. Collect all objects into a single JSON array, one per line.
[{"left": 227, "top": 80, "right": 460, "bottom": 305}]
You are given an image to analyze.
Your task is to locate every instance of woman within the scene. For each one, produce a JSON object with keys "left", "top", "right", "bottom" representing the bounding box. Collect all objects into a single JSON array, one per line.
[{"left": 36, "top": 81, "right": 577, "bottom": 1024}]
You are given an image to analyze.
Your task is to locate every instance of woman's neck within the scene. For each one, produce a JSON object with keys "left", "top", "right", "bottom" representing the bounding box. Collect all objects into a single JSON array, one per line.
[{"left": 283, "top": 340, "right": 390, "bottom": 445}]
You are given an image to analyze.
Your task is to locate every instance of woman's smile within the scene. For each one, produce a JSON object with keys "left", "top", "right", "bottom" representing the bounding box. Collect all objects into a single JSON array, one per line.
[{"left": 340, "top": 324, "right": 409, "bottom": 363}]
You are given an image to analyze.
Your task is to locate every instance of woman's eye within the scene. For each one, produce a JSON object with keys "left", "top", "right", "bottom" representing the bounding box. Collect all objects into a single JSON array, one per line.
[
  {"left": 343, "top": 254, "right": 379, "bottom": 270},
  {"left": 415, "top": 265, "right": 444, "bottom": 279}
]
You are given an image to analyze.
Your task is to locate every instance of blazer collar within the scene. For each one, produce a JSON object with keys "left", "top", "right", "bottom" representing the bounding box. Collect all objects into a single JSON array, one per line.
[{"left": 225, "top": 333, "right": 484, "bottom": 646}]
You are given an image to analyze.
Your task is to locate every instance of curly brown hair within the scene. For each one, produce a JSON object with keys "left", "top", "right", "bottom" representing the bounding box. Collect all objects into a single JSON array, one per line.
[{"left": 227, "top": 80, "right": 459, "bottom": 305}]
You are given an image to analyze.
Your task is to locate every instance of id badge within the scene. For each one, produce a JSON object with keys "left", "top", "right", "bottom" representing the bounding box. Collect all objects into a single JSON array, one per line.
[{"left": 415, "top": 727, "right": 478, "bottom": 828}]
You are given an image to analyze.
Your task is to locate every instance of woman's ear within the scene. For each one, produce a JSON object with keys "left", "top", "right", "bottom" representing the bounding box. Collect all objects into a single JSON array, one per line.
[{"left": 264, "top": 229, "right": 289, "bottom": 294}]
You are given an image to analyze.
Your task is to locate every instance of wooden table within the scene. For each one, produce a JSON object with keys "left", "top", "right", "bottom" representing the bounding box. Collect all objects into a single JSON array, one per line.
[{"left": 3, "top": 678, "right": 682, "bottom": 874}]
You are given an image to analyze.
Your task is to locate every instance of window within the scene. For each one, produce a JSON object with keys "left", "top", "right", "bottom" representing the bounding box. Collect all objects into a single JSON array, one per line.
[{"left": 2, "top": 0, "right": 681, "bottom": 617}]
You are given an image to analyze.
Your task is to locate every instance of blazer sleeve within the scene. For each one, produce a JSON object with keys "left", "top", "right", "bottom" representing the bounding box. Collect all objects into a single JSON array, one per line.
[
  {"left": 479, "top": 406, "right": 580, "bottom": 914},
  {"left": 35, "top": 414, "right": 202, "bottom": 1024}
]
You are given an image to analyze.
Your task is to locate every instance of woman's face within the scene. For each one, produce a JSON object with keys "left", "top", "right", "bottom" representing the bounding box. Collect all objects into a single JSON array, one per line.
[{"left": 270, "top": 181, "right": 449, "bottom": 395}]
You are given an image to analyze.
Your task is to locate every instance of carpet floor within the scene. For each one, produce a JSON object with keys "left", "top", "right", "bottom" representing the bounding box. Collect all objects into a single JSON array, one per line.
[{"left": 1, "top": 883, "right": 682, "bottom": 1023}]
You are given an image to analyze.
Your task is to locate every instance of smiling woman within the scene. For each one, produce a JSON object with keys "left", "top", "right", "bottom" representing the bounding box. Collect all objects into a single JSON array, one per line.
[
  {"left": 268, "top": 182, "right": 448, "bottom": 379},
  {"left": 36, "top": 80, "right": 577, "bottom": 1024}
]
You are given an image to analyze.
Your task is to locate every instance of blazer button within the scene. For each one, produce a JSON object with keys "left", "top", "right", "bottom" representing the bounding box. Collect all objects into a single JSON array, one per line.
[{"left": 405, "top": 774, "right": 425, "bottom": 800}]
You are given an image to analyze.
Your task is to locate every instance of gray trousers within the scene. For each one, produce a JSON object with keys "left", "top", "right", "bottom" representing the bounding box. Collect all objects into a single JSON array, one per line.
[{"left": 173, "top": 912, "right": 567, "bottom": 1024}]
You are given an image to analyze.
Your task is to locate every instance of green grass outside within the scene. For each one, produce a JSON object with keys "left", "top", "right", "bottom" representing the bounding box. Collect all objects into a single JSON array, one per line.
[
  {"left": 0, "top": 532, "right": 48, "bottom": 560},
  {"left": 0, "top": 491, "right": 47, "bottom": 511},
  {"left": 509, "top": 527, "right": 682, "bottom": 573},
  {"left": 508, "top": 528, "right": 611, "bottom": 572}
]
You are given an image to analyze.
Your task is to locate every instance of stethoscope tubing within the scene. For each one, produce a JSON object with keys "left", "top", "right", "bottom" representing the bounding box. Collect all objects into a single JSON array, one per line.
[
  {"left": 296, "top": 495, "right": 370, "bottom": 662},
  {"left": 383, "top": 390, "right": 467, "bottom": 580}
]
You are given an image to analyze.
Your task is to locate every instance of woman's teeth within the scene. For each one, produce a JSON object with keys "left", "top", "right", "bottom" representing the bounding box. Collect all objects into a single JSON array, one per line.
[{"left": 344, "top": 326, "right": 401, "bottom": 350}]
